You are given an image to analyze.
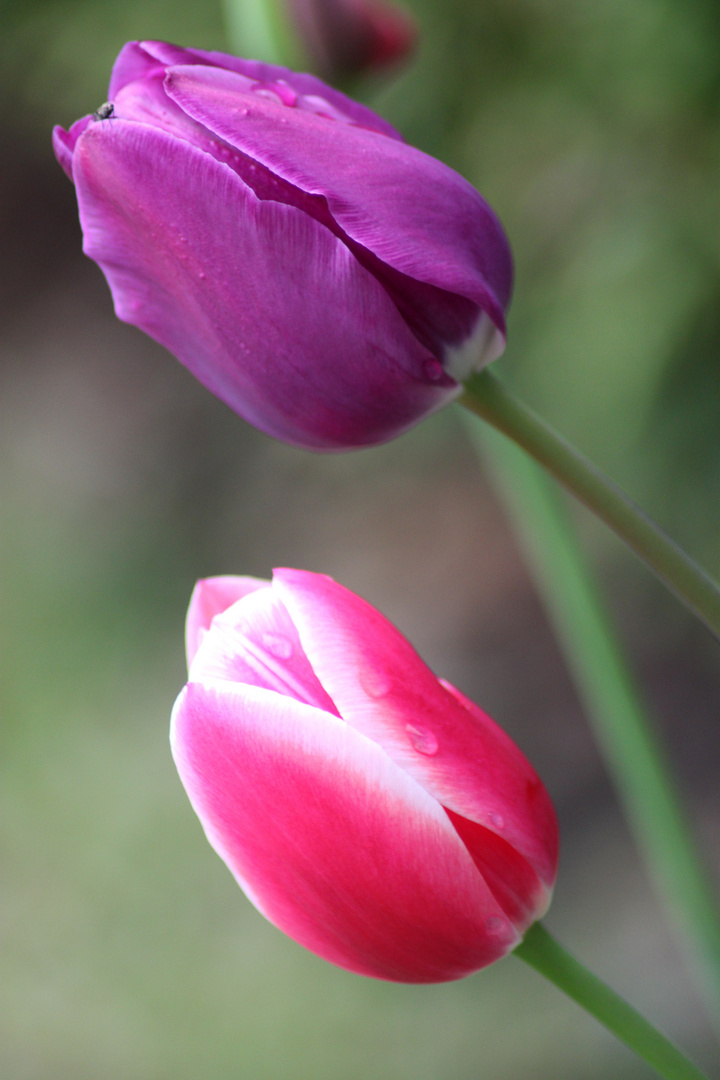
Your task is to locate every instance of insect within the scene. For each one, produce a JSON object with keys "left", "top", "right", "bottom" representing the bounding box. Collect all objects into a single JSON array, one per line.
[{"left": 92, "top": 102, "right": 114, "bottom": 122}]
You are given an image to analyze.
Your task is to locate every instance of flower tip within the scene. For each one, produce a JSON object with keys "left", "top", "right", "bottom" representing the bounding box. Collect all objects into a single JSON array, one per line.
[
  {"left": 52, "top": 125, "right": 76, "bottom": 180},
  {"left": 185, "top": 574, "right": 269, "bottom": 667},
  {"left": 271, "top": 566, "right": 331, "bottom": 588}
]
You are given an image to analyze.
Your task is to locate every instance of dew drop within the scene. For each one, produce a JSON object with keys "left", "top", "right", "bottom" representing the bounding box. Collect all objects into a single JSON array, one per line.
[
  {"left": 273, "top": 80, "right": 298, "bottom": 106},
  {"left": 488, "top": 812, "right": 505, "bottom": 830},
  {"left": 484, "top": 916, "right": 504, "bottom": 936},
  {"left": 261, "top": 632, "right": 293, "bottom": 660},
  {"left": 252, "top": 86, "right": 284, "bottom": 107},
  {"left": 424, "top": 359, "right": 444, "bottom": 382},
  {"left": 359, "top": 669, "right": 392, "bottom": 699},
  {"left": 198, "top": 271, "right": 206, "bottom": 280},
  {"left": 405, "top": 724, "right": 439, "bottom": 756}
]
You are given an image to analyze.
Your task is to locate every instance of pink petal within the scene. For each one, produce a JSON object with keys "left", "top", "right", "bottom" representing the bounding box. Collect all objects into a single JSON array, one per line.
[
  {"left": 171, "top": 679, "right": 519, "bottom": 981},
  {"left": 273, "top": 570, "right": 559, "bottom": 888},
  {"left": 442, "top": 680, "right": 559, "bottom": 886},
  {"left": 445, "top": 809, "right": 551, "bottom": 931},
  {"left": 189, "top": 587, "right": 340, "bottom": 715},
  {"left": 72, "top": 120, "right": 452, "bottom": 449},
  {"left": 186, "top": 575, "right": 269, "bottom": 668},
  {"left": 164, "top": 64, "right": 512, "bottom": 329}
]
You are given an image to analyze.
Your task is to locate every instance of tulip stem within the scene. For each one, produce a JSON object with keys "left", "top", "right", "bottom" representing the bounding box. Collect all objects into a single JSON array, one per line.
[
  {"left": 515, "top": 923, "right": 709, "bottom": 1080},
  {"left": 462, "top": 413, "right": 720, "bottom": 1025},
  {"left": 459, "top": 369, "right": 720, "bottom": 639}
]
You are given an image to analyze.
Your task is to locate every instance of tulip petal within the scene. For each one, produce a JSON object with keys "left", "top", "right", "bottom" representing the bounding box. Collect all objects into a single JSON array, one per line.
[
  {"left": 171, "top": 679, "right": 519, "bottom": 981},
  {"left": 108, "top": 41, "right": 168, "bottom": 100},
  {"left": 273, "top": 570, "right": 558, "bottom": 888},
  {"left": 445, "top": 809, "right": 551, "bottom": 931},
  {"left": 164, "top": 64, "right": 513, "bottom": 330},
  {"left": 52, "top": 117, "right": 93, "bottom": 181},
  {"left": 52, "top": 126, "right": 76, "bottom": 181},
  {"left": 189, "top": 587, "right": 341, "bottom": 716},
  {"left": 72, "top": 120, "right": 453, "bottom": 449},
  {"left": 117, "top": 66, "right": 480, "bottom": 366},
  {"left": 124, "top": 40, "right": 402, "bottom": 139},
  {"left": 186, "top": 575, "right": 269, "bottom": 668}
]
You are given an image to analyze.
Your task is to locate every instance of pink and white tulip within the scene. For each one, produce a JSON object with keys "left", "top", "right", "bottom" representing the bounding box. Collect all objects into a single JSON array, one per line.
[
  {"left": 53, "top": 41, "right": 512, "bottom": 450},
  {"left": 171, "top": 570, "right": 558, "bottom": 982}
]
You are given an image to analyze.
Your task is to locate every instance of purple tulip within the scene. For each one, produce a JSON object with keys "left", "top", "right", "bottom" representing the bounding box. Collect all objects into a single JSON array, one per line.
[
  {"left": 172, "top": 571, "right": 558, "bottom": 982},
  {"left": 53, "top": 41, "right": 513, "bottom": 450}
]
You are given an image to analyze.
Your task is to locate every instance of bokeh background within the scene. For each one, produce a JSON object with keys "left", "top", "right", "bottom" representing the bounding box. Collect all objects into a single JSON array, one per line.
[{"left": 2, "top": 0, "right": 720, "bottom": 1076}]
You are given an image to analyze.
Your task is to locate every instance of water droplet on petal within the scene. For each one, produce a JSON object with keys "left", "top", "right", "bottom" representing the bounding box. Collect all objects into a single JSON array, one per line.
[
  {"left": 360, "top": 669, "right": 392, "bottom": 699},
  {"left": 484, "top": 916, "right": 505, "bottom": 935},
  {"left": 489, "top": 813, "right": 505, "bottom": 830},
  {"left": 424, "top": 359, "right": 445, "bottom": 382},
  {"left": 405, "top": 724, "right": 439, "bottom": 756},
  {"left": 261, "top": 632, "right": 293, "bottom": 660},
  {"left": 269, "top": 79, "right": 297, "bottom": 107},
  {"left": 251, "top": 81, "right": 296, "bottom": 108}
]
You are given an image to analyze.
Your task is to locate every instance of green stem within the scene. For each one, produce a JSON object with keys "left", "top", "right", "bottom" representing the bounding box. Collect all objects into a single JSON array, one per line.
[
  {"left": 459, "top": 370, "right": 720, "bottom": 639},
  {"left": 515, "top": 923, "right": 709, "bottom": 1080},
  {"left": 222, "top": 0, "right": 304, "bottom": 67},
  {"left": 462, "top": 414, "right": 720, "bottom": 1024}
]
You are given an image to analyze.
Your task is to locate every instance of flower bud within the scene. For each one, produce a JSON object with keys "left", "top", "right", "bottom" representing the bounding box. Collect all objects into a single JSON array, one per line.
[
  {"left": 171, "top": 570, "right": 558, "bottom": 982},
  {"left": 53, "top": 41, "right": 512, "bottom": 450},
  {"left": 286, "top": 0, "right": 417, "bottom": 80}
]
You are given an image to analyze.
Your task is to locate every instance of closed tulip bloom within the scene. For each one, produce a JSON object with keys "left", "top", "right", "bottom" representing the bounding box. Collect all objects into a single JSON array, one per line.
[
  {"left": 286, "top": 0, "right": 417, "bottom": 80},
  {"left": 171, "top": 570, "right": 558, "bottom": 982},
  {"left": 53, "top": 41, "right": 512, "bottom": 450}
]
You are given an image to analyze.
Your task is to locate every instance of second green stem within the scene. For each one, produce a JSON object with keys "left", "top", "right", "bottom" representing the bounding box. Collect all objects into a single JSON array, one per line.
[
  {"left": 460, "top": 369, "right": 720, "bottom": 640},
  {"left": 461, "top": 409, "right": 720, "bottom": 1025}
]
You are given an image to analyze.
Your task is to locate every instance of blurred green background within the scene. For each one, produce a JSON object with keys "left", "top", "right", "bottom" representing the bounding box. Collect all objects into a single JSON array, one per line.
[{"left": 1, "top": 0, "right": 720, "bottom": 1076}]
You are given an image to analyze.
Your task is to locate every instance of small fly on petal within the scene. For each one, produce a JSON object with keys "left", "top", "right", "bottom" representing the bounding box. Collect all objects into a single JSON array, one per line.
[{"left": 92, "top": 102, "right": 114, "bottom": 121}]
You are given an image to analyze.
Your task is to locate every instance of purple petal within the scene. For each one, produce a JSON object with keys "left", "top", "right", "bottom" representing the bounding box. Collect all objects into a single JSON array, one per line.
[
  {"left": 112, "top": 69, "right": 483, "bottom": 364},
  {"left": 52, "top": 116, "right": 93, "bottom": 180},
  {"left": 135, "top": 40, "right": 402, "bottom": 139},
  {"left": 52, "top": 126, "right": 76, "bottom": 181},
  {"left": 72, "top": 120, "right": 453, "bottom": 449},
  {"left": 164, "top": 64, "right": 513, "bottom": 330},
  {"left": 108, "top": 41, "right": 168, "bottom": 99}
]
